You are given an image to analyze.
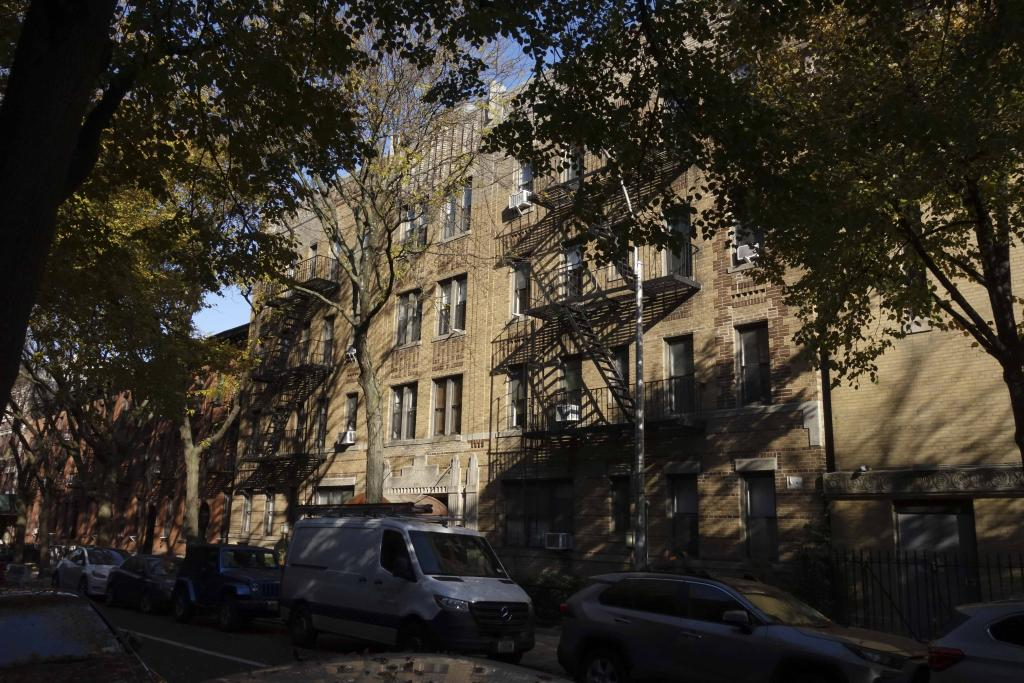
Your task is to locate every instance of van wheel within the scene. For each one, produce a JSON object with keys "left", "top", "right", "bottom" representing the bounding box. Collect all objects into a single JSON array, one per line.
[
  {"left": 289, "top": 604, "right": 317, "bottom": 648},
  {"left": 397, "top": 621, "right": 432, "bottom": 653},
  {"left": 173, "top": 590, "right": 193, "bottom": 623},
  {"left": 218, "top": 596, "right": 243, "bottom": 632},
  {"left": 579, "top": 649, "right": 629, "bottom": 683}
]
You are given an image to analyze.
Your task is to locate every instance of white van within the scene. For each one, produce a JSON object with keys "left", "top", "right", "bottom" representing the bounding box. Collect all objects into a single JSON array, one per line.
[{"left": 281, "top": 515, "right": 535, "bottom": 661}]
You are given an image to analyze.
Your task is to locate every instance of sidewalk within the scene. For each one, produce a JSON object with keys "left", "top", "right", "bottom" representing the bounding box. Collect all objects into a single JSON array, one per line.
[{"left": 521, "top": 625, "right": 562, "bottom": 677}]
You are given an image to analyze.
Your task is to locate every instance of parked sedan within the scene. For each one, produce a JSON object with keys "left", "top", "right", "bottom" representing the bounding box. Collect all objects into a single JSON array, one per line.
[
  {"left": 53, "top": 547, "right": 127, "bottom": 597},
  {"left": 0, "top": 589, "right": 157, "bottom": 682},
  {"left": 557, "top": 572, "right": 927, "bottom": 683},
  {"left": 106, "top": 554, "right": 180, "bottom": 613},
  {"left": 928, "top": 600, "right": 1024, "bottom": 681}
]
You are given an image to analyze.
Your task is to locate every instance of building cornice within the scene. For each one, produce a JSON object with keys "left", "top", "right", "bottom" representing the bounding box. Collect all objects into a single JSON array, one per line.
[{"left": 823, "top": 464, "right": 1024, "bottom": 498}]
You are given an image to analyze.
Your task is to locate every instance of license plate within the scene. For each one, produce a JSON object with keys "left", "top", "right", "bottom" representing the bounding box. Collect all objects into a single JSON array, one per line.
[{"left": 497, "top": 638, "right": 515, "bottom": 654}]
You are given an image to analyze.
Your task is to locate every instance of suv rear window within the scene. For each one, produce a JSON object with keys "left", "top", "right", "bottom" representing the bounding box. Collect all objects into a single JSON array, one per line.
[{"left": 990, "top": 615, "right": 1024, "bottom": 647}]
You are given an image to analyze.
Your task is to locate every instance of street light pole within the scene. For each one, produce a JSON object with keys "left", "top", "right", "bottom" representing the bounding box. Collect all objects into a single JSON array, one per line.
[{"left": 619, "top": 177, "right": 647, "bottom": 571}]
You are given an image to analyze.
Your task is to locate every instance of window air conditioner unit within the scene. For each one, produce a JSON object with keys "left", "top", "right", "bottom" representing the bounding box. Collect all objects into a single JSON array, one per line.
[
  {"left": 337, "top": 430, "right": 357, "bottom": 446},
  {"left": 508, "top": 189, "right": 532, "bottom": 213},
  {"left": 555, "top": 404, "right": 581, "bottom": 422},
  {"left": 735, "top": 243, "right": 760, "bottom": 263},
  {"left": 544, "top": 532, "right": 574, "bottom": 551}
]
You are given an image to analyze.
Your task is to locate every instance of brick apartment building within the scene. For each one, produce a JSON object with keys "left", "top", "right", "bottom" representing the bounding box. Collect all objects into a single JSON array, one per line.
[{"left": 227, "top": 138, "right": 831, "bottom": 580}]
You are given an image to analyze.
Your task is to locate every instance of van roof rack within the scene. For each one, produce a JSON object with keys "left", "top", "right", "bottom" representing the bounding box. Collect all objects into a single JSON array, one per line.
[{"left": 297, "top": 502, "right": 451, "bottom": 525}]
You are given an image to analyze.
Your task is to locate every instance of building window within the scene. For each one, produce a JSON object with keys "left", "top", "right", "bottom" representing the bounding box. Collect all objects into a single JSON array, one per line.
[
  {"left": 563, "top": 245, "right": 584, "bottom": 299},
  {"left": 559, "top": 147, "right": 584, "bottom": 183},
  {"left": 665, "top": 211, "right": 693, "bottom": 277},
  {"left": 561, "top": 355, "right": 583, "bottom": 405},
  {"left": 441, "top": 179, "right": 473, "bottom": 240},
  {"left": 391, "top": 383, "right": 418, "bottom": 441},
  {"left": 345, "top": 393, "right": 358, "bottom": 432},
  {"left": 314, "top": 397, "right": 329, "bottom": 451},
  {"left": 264, "top": 494, "right": 275, "bottom": 536},
  {"left": 731, "top": 223, "right": 763, "bottom": 267},
  {"left": 296, "top": 402, "right": 308, "bottom": 443},
  {"left": 314, "top": 485, "right": 354, "bottom": 506},
  {"left": 612, "top": 345, "right": 629, "bottom": 384},
  {"left": 611, "top": 477, "right": 631, "bottom": 536},
  {"left": 737, "top": 323, "right": 771, "bottom": 405},
  {"left": 433, "top": 375, "right": 463, "bottom": 436},
  {"left": 512, "top": 264, "right": 530, "bottom": 317},
  {"left": 666, "top": 336, "right": 696, "bottom": 414},
  {"left": 503, "top": 479, "right": 574, "bottom": 547},
  {"left": 743, "top": 474, "right": 777, "bottom": 560},
  {"left": 323, "top": 317, "right": 334, "bottom": 364},
  {"left": 437, "top": 275, "right": 467, "bottom": 335},
  {"left": 402, "top": 205, "right": 427, "bottom": 248},
  {"left": 513, "top": 161, "right": 533, "bottom": 193},
  {"left": 241, "top": 494, "right": 252, "bottom": 534},
  {"left": 508, "top": 366, "right": 526, "bottom": 430},
  {"left": 895, "top": 501, "right": 976, "bottom": 554},
  {"left": 396, "top": 290, "right": 423, "bottom": 345},
  {"left": 669, "top": 476, "right": 699, "bottom": 558}
]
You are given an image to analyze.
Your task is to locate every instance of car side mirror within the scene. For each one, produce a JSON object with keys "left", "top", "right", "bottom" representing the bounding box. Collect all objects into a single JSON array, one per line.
[
  {"left": 722, "top": 610, "right": 753, "bottom": 633},
  {"left": 393, "top": 556, "right": 416, "bottom": 582}
]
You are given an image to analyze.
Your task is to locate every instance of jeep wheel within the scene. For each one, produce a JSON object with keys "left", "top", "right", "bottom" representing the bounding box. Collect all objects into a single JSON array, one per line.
[
  {"left": 218, "top": 596, "right": 243, "bottom": 632},
  {"left": 289, "top": 604, "right": 317, "bottom": 648},
  {"left": 579, "top": 649, "right": 629, "bottom": 683},
  {"left": 173, "top": 591, "right": 193, "bottom": 623}
]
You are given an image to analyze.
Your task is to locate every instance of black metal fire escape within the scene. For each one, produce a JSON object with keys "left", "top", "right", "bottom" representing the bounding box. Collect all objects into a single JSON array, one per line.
[{"left": 234, "top": 255, "right": 339, "bottom": 492}]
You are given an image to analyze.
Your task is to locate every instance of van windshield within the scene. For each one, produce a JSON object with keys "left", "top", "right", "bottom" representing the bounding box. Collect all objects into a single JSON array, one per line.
[{"left": 409, "top": 531, "right": 506, "bottom": 578}]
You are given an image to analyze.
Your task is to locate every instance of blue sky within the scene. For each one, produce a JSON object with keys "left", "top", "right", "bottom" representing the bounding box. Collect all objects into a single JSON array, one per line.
[{"left": 193, "top": 286, "right": 253, "bottom": 337}]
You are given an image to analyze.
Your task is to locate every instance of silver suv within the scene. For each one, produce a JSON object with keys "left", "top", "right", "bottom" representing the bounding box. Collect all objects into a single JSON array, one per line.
[{"left": 556, "top": 572, "right": 927, "bottom": 683}]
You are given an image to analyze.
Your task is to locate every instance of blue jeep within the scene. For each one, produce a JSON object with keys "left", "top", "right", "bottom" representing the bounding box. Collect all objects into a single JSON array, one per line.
[{"left": 172, "top": 544, "right": 281, "bottom": 631}]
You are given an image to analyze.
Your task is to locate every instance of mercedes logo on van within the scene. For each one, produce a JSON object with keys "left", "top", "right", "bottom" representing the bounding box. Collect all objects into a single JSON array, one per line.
[{"left": 499, "top": 605, "right": 512, "bottom": 622}]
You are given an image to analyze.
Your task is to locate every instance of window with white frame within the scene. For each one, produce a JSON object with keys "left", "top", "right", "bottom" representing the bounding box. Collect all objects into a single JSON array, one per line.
[
  {"left": 507, "top": 366, "right": 526, "bottom": 429},
  {"left": 433, "top": 375, "right": 463, "bottom": 436},
  {"left": 345, "top": 393, "right": 358, "bottom": 432},
  {"left": 241, "top": 494, "right": 252, "bottom": 534},
  {"left": 666, "top": 336, "right": 696, "bottom": 414},
  {"left": 732, "top": 222, "right": 763, "bottom": 267},
  {"left": 665, "top": 210, "right": 693, "bottom": 277},
  {"left": 314, "top": 485, "right": 354, "bottom": 506},
  {"left": 402, "top": 204, "right": 427, "bottom": 247},
  {"left": 512, "top": 264, "right": 531, "bottom": 317},
  {"left": 559, "top": 147, "right": 584, "bottom": 183},
  {"left": 264, "top": 493, "right": 275, "bottom": 536},
  {"left": 391, "top": 383, "right": 418, "bottom": 441},
  {"left": 314, "top": 397, "right": 329, "bottom": 451},
  {"left": 513, "top": 161, "right": 533, "bottom": 193},
  {"left": 396, "top": 290, "right": 422, "bottom": 345},
  {"left": 437, "top": 275, "right": 467, "bottom": 335}
]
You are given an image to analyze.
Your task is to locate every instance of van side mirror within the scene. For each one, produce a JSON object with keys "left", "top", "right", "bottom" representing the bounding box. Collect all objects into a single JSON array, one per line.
[
  {"left": 722, "top": 610, "right": 753, "bottom": 633},
  {"left": 393, "top": 556, "right": 416, "bottom": 582}
]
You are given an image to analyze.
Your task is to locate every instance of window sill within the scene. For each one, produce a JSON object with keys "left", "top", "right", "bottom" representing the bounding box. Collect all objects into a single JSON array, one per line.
[
  {"left": 438, "top": 231, "right": 471, "bottom": 245},
  {"left": 507, "top": 314, "right": 529, "bottom": 325},
  {"left": 393, "top": 341, "right": 422, "bottom": 351},
  {"left": 429, "top": 433, "right": 464, "bottom": 443},
  {"left": 727, "top": 260, "right": 758, "bottom": 274},
  {"left": 433, "top": 330, "right": 466, "bottom": 342}
]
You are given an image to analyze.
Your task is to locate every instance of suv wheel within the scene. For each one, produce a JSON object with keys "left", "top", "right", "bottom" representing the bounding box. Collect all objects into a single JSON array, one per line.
[
  {"left": 218, "top": 595, "right": 243, "bottom": 632},
  {"left": 173, "top": 590, "right": 193, "bottom": 623},
  {"left": 579, "top": 649, "right": 629, "bottom": 683},
  {"left": 289, "top": 604, "right": 317, "bottom": 648}
]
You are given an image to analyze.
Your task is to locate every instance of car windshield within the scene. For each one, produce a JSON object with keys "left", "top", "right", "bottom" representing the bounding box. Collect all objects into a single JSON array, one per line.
[
  {"left": 221, "top": 549, "right": 278, "bottom": 569},
  {"left": 0, "top": 595, "right": 123, "bottom": 667},
  {"left": 86, "top": 549, "right": 123, "bottom": 566},
  {"left": 741, "top": 587, "right": 831, "bottom": 627},
  {"left": 409, "top": 531, "right": 506, "bottom": 578},
  {"left": 146, "top": 557, "right": 180, "bottom": 576}
]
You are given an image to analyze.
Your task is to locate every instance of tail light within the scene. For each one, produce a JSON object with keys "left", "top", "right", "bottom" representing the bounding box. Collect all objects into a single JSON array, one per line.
[
  {"left": 559, "top": 602, "right": 575, "bottom": 618},
  {"left": 928, "top": 646, "right": 965, "bottom": 671}
]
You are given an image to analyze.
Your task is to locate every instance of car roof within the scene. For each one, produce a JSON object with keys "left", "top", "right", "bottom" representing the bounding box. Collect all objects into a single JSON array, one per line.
[
  {"left": 294, "top": 516, "right": 482, "bottom": 536},
  {"left": 955, "top": 600, "right": 1024, "bottom": 617}
]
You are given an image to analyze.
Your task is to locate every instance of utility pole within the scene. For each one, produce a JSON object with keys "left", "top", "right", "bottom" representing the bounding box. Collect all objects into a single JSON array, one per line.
[{"left": 619, "top": 177, "right": 647, "bottom": 571}]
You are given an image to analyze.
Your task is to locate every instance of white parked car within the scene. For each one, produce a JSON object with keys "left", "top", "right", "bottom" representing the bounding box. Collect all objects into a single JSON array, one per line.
[
  {"left": 53, "top": 546, "right": 128, "bottom": 597},
  {"left": 929, "top": 600, "right": 1024, "bottom": 681}
]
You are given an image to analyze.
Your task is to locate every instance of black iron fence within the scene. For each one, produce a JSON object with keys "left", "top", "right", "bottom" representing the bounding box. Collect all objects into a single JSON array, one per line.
[{"left": 830, "top": 550, "right": 1024, "bottom": 641}]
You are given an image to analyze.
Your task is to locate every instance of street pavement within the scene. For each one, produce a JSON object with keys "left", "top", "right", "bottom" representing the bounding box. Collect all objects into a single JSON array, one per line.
[{"left": 95, "top": 601, "right": 563, "bottom": 683}]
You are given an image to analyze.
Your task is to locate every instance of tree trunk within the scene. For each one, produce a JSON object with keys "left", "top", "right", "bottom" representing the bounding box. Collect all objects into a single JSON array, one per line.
[
  {"left": 93, "top": 466, "right": 117, "bottom": 546},
  {"left": 356, "top": 332, "right": 386, "bottom": 503},
  {"left": 1001, "top": 363, "right": 1024, "bottom": 467},
  {"left": 37, "top": 494, "right": 50, "bottom": 571},
  {"left": 12, "top": 496, "right": 27, "bottom": 563},
  {"left": 183, "top": 444, "right": 201, "bottom": 544},
  {"left": 0, "top": 1, "right": 118, "bottom": 409}
]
